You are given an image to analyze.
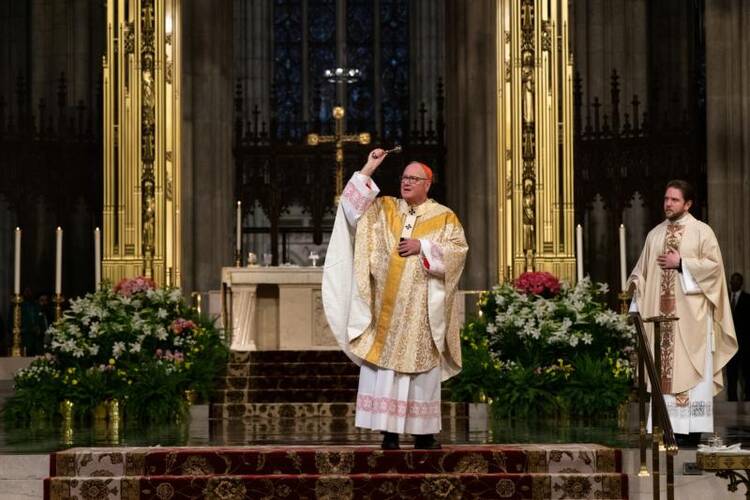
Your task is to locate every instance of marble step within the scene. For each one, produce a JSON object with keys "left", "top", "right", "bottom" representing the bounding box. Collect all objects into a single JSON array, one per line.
[
  {"left": 45, "top": 472, "right": 629, "bottom": 499},
  {"left": 216, "top": 374, "right": 360, "bottom": 391},
  {"left": 207, "top": 416, "right": 468, "bottom": 442},
  {"left": 228, "top": 350, "right": 350, "bottom": 364},
  {"left": 224, "top": 361, "right": 359, "bottom": 378},
  {"left": 208, "top": 401, "right": 468, "bottom": 420},
  {"left": 206, "top": 426, "right": 472, "bottom": 446},
  {"left": 212, "top": 387, "right": 453, "bottom": 404},
  {"left": 49, "top": 444, "right": 623, "bottom": 477},
  {"left": 212, "top": 388, "right": 358, "bottom": 403}
]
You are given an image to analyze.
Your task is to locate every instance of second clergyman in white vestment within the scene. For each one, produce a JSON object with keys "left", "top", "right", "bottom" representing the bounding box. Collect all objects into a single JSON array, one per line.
[
  {"left": 322, "top": 148, "right": 468, "bottom": 449},
  {"left": 628, "top": 180, "right": 737, "bottom": 439}
]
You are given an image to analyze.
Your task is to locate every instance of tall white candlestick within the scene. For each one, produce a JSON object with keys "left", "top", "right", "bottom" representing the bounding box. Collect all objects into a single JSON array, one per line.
[
  {"left": 94, "top": 227, "right": 101, "bottom": 288},
  {"left": 619, "top": 224, "right": 627, "bottom": 291},
  {"left": 576, "top": 224, "right": 584, "bottom": 282},
  {"left": 55, "top": 227, "right": 63, "bottom": 295},
  {"left": 14, "top": 227, "right": 21, "bottom": 294},
  {"left": 236, "top": 201, "right": 242, "bottom": 253}
]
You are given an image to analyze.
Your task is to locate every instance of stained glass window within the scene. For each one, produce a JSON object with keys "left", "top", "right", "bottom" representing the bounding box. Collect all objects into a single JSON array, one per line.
[
  {"left": 379, "top": 0, "right": 409, "bottom": 140},
  {"left": 272, "top": 0, "right": 409, "bottom": 141},
  {"left": 308, "top": 0, "right": 337, "bottom": 136},
  {"left": 346, "top": 0, "right": 375, "bottom": 134},
  {"left": 272, "top": 0, "right": 303, "bottom": 140}
]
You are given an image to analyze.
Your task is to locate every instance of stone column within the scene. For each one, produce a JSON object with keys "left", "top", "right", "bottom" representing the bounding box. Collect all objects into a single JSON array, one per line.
[
  {"left": 0, "top": 1, "right": 30, "bottom": 106},
  {"left": 30, "top": 0, "right": 102, "bottom": 111},
  {"left": 181, "top": 0, "right": 234, "bottom": 294},
  {"left": 570, "top": 0, "right": 648, "bottom": 122},
  {"left": 409, "top": 0, "right": 445, "bottom": 122},
  {"left": 234, "top": 0, "right": 272, "bottom": 127},
  {"left": 706, "top": 1, "right": 750, "bottom": 278},
  {"left": 444, "top": 0, "right": 497, "bottom": 290}
]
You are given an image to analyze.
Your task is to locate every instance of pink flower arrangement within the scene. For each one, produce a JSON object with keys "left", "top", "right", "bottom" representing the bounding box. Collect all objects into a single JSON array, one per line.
[
  {"left": 114, "top": 276, "right": 156, "bottom": 297},
  {"left": 155, "top": 349, "right": 184, "bottom": 363},
  {"left": 514, "top": 271, "right": 561, "bottom": 297},
  {"left": 170, "top": 318, "right": 196, "bottom": 335}
]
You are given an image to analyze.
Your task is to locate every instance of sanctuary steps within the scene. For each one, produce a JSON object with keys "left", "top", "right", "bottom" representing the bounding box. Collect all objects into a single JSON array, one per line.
[
  {"left": 44, "top": 444, "right": 628, "bottom": 499},
  {"left": 208, "top": 350, "right": 462, "bottom": 445}
]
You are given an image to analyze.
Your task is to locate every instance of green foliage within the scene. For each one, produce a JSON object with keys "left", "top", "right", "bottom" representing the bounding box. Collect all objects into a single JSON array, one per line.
[
  {"left": 447, "top": 277, "right": 635, "bottom": 417},
  {"left": 2, "top": 278, "right": 228, "bottom": 426}
]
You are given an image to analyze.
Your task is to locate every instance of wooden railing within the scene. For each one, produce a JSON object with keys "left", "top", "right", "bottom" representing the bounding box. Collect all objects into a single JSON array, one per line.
[{"left": 630, "top": 311, "right": 679, "bottom": 500}]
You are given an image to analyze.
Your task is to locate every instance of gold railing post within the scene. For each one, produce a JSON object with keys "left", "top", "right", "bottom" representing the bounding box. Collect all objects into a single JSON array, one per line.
[
  {"left": 632, "top": 313, "right": 679, "bottom": 499},
  {"left": 666, "top": 453, "right": 675, "bottom": 500},
  {"left": 638, "top": 328, "right": 649, "bottom": 477},
  {"left": 652, "top": 319, "right": 663, "bottom": 500}
]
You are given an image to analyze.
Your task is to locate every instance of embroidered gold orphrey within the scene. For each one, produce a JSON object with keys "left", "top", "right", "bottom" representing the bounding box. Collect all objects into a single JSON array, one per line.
[{"left": 659, "top": 223, "right": 687, "bottom": 405}]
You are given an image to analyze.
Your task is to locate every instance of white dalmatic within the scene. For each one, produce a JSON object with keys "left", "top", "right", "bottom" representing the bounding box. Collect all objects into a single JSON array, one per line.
[{"left": 634, "top": 264, "right": 714, "bottom": 434}]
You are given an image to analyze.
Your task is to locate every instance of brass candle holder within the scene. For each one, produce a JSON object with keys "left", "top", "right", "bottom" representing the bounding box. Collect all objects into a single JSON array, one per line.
[
  {"left": 106, "top": 399, "right": 121, "bottom": 444},
  {"left": 11, "top": 293, "right": 23, "bottom": 357},
  {"left": 234, "top": 248, "right": 242, "bottom": 268},
  {"left": 191, "top": 292, "right": 202, "bottom": 316},
  {"left": 618, "top": 290, "right": 632, "bottom": 315},
  {"left": 53, "top": 293, "right": 64, "bottom": 321},
  {"left": 60, "top": 399, "right": 75, "bottom": 446}
]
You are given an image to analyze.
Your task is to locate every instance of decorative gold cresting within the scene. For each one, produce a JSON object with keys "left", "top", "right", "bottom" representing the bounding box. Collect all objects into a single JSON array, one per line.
[
  {"left": 103, "top": 0, "right": 181, "bottom": 286},
  {"left": 496, "top": 0, "right": 575, "bottom": 282}
]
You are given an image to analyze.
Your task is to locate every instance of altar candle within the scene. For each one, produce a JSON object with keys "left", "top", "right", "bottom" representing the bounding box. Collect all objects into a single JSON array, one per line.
[
  {"left": 13, "top": 228, "right": 20, "bottom": 294},
  {"left": 94, "top": 227, "right": 101, "bottom": 288},
  {"left": 236, "top": 201, "right": 242, "bottom": 254},
  {"left": 576, "top": 224, "right": 584, "bottom": 282},
  {"left": 619, "top": 224, "right": 627, "bottom": 291},
  {"left": 55, "top": 227, "right": 63, "bottom": 295}
]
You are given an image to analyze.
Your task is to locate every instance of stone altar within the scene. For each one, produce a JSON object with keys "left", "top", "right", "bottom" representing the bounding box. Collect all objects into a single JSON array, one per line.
[{"left": 221, "top": 266, "right": 337, "bottom": 351}]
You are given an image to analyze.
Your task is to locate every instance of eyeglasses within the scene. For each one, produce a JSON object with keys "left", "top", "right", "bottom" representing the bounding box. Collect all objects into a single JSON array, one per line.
[{"left": 400, "top": 175, "right": 428, "bottom": 184}]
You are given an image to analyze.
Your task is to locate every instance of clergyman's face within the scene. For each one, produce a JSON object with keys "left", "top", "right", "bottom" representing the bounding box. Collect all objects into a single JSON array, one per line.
[
  {"left": 400, "top": 163, "right": 431, "bottom": 205},
  {"left": 663, "top": 187, "right": 692, "bottom": 221}
]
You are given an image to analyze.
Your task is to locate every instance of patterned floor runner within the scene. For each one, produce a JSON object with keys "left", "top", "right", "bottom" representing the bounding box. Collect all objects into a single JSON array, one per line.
[{"left": 45, "top": 444, "right": 628, "bottom": 499}]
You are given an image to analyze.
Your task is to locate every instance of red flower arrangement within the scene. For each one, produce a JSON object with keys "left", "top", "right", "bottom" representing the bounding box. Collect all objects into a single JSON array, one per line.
[
  {"left": 514, "top": 271, "right": 561, "bottom": 297},
  {"left": 114, "top": 276, "right": 157, "bottom": 297},
  {"left": 170, "top": 318, "right": 196, "bottom": 335}
]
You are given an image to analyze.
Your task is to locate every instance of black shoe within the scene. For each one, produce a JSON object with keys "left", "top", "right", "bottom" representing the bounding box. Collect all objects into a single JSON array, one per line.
[
  {"left": 414, "top": 434, "right": 442, "bottom": 449},
  {"left": 381, "top": 432, "right": 400, "bottom": 450}
]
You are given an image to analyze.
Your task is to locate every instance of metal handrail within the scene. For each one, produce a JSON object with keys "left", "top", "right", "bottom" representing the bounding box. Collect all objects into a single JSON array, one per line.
[{"left": 630, "top": 311, "right": 678, "bottom": 500}]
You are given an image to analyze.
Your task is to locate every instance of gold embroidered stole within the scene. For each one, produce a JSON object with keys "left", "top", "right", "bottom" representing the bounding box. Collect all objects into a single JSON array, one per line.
[
  {"left": 659, "top": 223, "right": 685, "bottom": 399},
  {"left": 364, "top": 200, "right": 447, "bottom": 364}
]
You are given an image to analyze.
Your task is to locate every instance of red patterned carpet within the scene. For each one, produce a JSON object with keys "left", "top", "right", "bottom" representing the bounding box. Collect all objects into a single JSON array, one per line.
[{"left": 45, "top": 444, "right": 628, "bottom": 499}]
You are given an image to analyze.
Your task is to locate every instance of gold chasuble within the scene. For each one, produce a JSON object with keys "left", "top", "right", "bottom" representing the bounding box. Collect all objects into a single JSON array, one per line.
[
  {"left": 323, "top": 173, "right": 468, "bottom": 381},
  {"left": 628, "top": 213, "right": 737, "bottom": 396},
  {"left": 349, "top": 197, "right": 467, "bottom": 374}
]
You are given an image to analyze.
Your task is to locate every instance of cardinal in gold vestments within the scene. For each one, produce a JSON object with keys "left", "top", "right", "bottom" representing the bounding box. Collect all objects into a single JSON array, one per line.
[
  {"left": 627, "top": 180, "right": 737, "bottom": 435},
  {"left": 323, "top": 149, "right": 468, "bottom": 450}
]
